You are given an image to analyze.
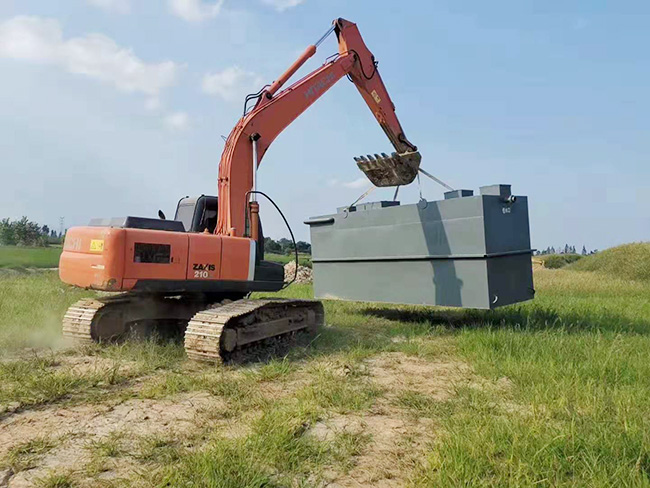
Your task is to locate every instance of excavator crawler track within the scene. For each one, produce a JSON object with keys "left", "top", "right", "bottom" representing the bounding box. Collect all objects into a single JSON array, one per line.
[
  {"left": 62, "top": 297, "right": 325, "bottom": 364},
  {"left": 62, "top": 298, "right": 106, "bottom": 343},
  {"left": 184, "top": 299, "right": 324, "bottom": 364},
  {"left": 62, "top": 295, "right": 226, "bottom": 344}
]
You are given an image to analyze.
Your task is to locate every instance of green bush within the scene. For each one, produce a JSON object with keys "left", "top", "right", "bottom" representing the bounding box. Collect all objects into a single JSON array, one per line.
[
  {"left": 543, "top": 254, "right": 583, "bottom": 269},
  {"left": 0, "top": 217, "right": 48, "bottom": 247}
]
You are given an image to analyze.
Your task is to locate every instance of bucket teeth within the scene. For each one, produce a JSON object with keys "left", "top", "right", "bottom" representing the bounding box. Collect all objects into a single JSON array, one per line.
[{"left": 355, "top": 150, "right": 421, "bottom": 187}]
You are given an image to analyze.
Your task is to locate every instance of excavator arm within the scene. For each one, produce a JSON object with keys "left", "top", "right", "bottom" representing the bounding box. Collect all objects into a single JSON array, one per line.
[{"left": 216, "top": 18, "right": 421, "bottom": 237}]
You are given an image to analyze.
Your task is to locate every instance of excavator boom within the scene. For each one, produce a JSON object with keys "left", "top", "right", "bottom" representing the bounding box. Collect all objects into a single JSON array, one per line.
[{"left": 216, "top": 18, "right": 421, "bottom": 237}]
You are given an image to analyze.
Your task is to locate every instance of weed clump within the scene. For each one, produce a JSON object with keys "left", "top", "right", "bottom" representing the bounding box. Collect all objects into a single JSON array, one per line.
[{"left": 542, "top": 253, "right": 583, "bottom": 269}]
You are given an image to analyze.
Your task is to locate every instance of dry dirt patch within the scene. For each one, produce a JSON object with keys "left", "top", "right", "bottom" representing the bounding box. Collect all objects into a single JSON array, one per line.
[
  {"left": 367, "top": 352, "right": 471, "bottom": 400},
  {"left": 57, "top": 355, "right": 134, "bottom": 377},
  {"left": 0, "top": 392, "right": 226, "bottom": 487},
  {"left": 313, "top": 352, "right": 471, "bottom": 487}
]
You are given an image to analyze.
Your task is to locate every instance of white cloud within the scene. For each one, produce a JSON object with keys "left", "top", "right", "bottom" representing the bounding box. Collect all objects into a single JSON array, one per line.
[
  {"left": 201, "top": 66, "right": 263, "bottom": 103},
  {"left": 0, "top": 16, "right": 180, "bottom": 98},
  {"left": 169, "top": 0, "right": 225, "bottom": 22},
  {"left": 261, "top": 0, "right": 305, "bottom": 12},
  {"left": 87, "top": 0, "right": 131, "bottom": 14},
  {"left": 164, "top": 112, "right": 190, "bottom": 130}
]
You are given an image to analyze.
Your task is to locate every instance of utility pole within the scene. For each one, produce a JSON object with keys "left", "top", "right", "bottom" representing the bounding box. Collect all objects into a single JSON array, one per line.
[{"left": 59, "top": 217, "right": 65, "bottom": 238}]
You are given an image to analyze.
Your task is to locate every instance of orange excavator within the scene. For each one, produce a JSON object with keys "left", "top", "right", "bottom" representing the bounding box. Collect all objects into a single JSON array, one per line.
[{"left": 59, "top": 18, "right": 421, "bottom": 362}]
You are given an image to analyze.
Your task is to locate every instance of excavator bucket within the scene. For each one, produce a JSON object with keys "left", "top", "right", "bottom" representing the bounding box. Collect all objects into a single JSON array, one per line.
[{"left": 354, "top": 151, "right": 422, "bottom": 187}]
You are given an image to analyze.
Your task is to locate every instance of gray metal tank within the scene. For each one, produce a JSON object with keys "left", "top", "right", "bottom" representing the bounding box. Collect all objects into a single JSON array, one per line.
[{"left": 305, "top": 184, "right": 534, "bottom": 310}]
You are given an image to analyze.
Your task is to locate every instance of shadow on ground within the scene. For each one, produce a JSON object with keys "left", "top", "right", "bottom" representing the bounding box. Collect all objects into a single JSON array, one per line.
[{"left": 360, "top": 304, "right": 650, "bottom": 335}]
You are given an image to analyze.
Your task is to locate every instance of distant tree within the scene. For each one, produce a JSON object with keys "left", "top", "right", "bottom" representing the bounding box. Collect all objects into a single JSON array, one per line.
[
  {"left": 0, "top": 217, "right": 46, "bottom": 246},
  {"left": 41, "top": 225, "right": 50, "bottom": 236},
  {"left": 295, "top": 241, "right": 311, "bottom": 253},
  {"left": 581, "top": 245, "right": 587, "bottom": 255},
  {"left": 263, "top": 236, "right": 312, "bottom": 255},
  {"left": 0, "top": 218, "right": 16, "bottom": 245},
  {"left": 264, "top": 237, "right": 282, "bottom": 254},
  {"left": 275, "top": 238, "right": 292, "bottom": 255}
]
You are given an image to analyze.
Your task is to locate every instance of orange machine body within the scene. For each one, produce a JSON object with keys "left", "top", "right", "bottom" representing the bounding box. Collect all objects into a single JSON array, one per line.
[{"left": 60, "top": 226, "right": 255, "bottom": 292}]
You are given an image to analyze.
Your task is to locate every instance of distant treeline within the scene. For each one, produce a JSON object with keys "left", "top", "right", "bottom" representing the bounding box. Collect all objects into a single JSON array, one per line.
[
  {"left": 0, "top": 217, "right": 62, "bottom": 247},
  {"left": 264, "top": 237, "right": 311, "bottom": 255},
  {"left": 0, "top": 216, "right": 312, "bottom": 252},
  {"left": 536, "top": 245, "right": 597, "bottom": 256}
]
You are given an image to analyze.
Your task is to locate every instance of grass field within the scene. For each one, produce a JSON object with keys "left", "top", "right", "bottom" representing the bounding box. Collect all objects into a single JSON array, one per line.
[
  {"left": 1, "top": 263, "right": 649, "bottom": 486},
  {"left": 265, "top": 252, "right": 312, "bottom": 268},
  {"left": 0, "top": 246, "right": 62, "bottom": 269}
]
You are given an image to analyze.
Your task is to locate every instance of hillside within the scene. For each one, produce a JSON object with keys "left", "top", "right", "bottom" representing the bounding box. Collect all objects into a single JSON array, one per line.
[{"left": 568, "top": 242, "right": 650, "bottom": 282}]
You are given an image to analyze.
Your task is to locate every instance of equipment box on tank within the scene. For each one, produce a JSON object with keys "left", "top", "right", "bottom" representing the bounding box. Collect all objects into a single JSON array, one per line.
[{"left": 306, "top": 184, "right": 534, "bottom": 310}]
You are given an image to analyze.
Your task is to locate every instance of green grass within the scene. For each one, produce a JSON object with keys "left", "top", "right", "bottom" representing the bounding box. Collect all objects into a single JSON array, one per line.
[
  {"left": 1, "top": 257, "right": 650, "bottom": 486},
  {"left": 0, "top": 271, "right": 93, "bottom": 352},
  {"left": 406, "top": 269, "right": 650, "bottom": 487},
  {"left": 265, "top": 252, "right": 312, "bottom": 268},
  {"left": 0, "top": 245, "right": 62, "bottom": 269},
  {"left": 0, "top": 354, "right": 127, "bottom": 409},
  {"left": 4, "top": 436, "right": 57, "bottom": 472},
  {"left": 569, "top": 242, "right": 650, "bottom": 282},
  {"left": 158, "top": 397, "right": 368, "bottom": 487},
  {"left": 35, "top": 471, "right": 76, "bottom": 488},
  {"left": 87, "top": 431, "right": 125, "bottom": 458}
]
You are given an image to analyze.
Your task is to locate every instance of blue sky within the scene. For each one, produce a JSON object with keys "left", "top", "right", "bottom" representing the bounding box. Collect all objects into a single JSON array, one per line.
[{"left": 0, "top": 0, "right": 648, "bottom": 249}]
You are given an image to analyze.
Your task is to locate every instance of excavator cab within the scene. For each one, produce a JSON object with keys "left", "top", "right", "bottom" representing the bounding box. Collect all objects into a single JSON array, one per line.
[
  {"left": 173, "top": 195, "right": 265, "bottom": 260},
  {"left": 174, "top": 196, "right": 219, "bottom": 233}
]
